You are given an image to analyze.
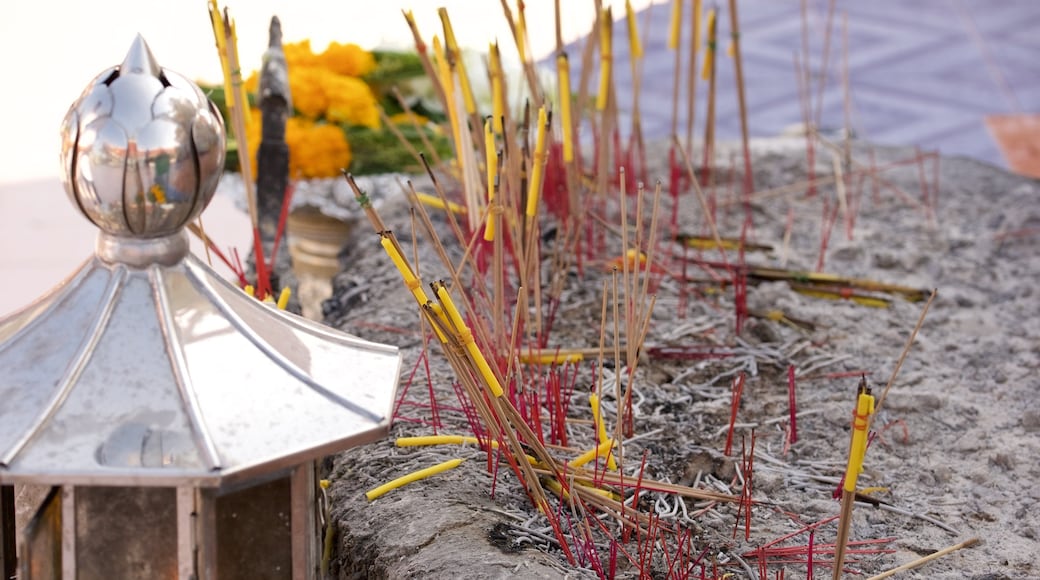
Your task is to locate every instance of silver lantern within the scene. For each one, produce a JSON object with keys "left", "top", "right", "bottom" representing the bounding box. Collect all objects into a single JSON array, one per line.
[{"left": 0, "top": 35, "right": 400, "bottom": 579}]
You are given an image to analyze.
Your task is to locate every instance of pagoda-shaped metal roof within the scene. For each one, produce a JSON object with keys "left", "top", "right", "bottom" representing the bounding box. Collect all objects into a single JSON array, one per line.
[{"left": 0, "top": 36, "right": 400, "bottom": 488}]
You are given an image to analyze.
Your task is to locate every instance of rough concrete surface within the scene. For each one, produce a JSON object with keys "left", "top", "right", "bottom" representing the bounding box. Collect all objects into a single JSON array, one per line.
[{"left": 320, "top": 138, "right": 1038, "bottom": 579}]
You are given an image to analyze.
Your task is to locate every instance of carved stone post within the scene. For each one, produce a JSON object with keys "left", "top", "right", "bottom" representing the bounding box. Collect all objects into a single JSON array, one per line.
[{"left": 256, "top": 16, "right": 300, "bottom": 312}]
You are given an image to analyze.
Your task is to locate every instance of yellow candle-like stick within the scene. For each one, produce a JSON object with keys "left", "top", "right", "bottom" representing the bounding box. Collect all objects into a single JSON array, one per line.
[
  {"left": 484, "top": 117, "right": 498, "bottom": 242},
  {"left": 569, "top": 437, "right": 614, "bottom": 468},
  {"left": 207, "top": 0, "right": 232, "bottom": 109},
  {"left": 490, "top": 43, "right": 504, "bottom": 134},
  {"left": 625, "top": 0, "right": 643, "bottom": 60},
  {"left": 526, "top": 106, "right": 549, "bottom": 218},
  {"left": 596, "top": 8, "right": 613, "bottom": 112},
  {"left": 543, "top": 475, "right": 619, "bottom": 502},
  {"left": 365, "top": 458, "right": 465, "bottom": 500},
  {"left": 438, "top": 8, "right": 477, "bottom": 116},
  {"left": 379, "top": 236, "right": 448, "bottom": 344},
  {"left": 415, "top": 192, "right": 467, "bottom": 215},
  {"left": 589, "top": 394, "right": 618, "bottom": 470},
  {"left": 519, "top": 352, "right": 584, "bottom": 365},
  {"left": 227, "top": 18, "right": 254, "bottom": 154},
  {"left": 556, "top": 53, "right": 574, "bottom": 163},
  {"left": 694, "top": 0, "right": 703, "bottom": 54},
  {"left": 701, "top": 8, "right": 717, "bottom": 81},
  {"left": 668, "top": 0, "right": 683, "bottom": 50},
  {"left": 396, "top": 435, "right": 499, "bottom": 449},
  {"left": 434, "top": 283, "right": 504, "bottom": 397},
  {"left": 380, "top": 236, "right": 427, "bottom": 304},
  {"left": 843, "top": 388, "right": 875, "bottom": 492},
  {"left": 433, "top": 36, "right": 463, "bottom": 168},
  {"left": 516, "top": 2, "right": 529, "bottom": 63},
  {"left": 276, "top": 287, "right": 291, "bottom": 310}
]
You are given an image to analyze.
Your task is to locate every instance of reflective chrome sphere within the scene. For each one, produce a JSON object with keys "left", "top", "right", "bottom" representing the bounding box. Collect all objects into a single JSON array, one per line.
[{"left": 60, "top": 35, "right": 226, "bottom": 238}]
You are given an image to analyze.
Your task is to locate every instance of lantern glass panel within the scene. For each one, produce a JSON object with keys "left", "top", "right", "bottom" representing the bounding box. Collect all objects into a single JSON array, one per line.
[
  {"left": 21, "top": 487, "right": 61, "bottom": 580},
  {"left": 75, "top": 486, "right": 177, "bottom": 580},
  {"left": 216, "top": 475, "right": 293, "bottom": 579}
]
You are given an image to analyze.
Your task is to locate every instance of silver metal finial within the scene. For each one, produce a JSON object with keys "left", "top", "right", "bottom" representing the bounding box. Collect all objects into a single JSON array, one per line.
[
  {"left": 60, "top": 35, "right": 225, "bottom": 257},
  {"left": 120, "top": 33, "right": 162, "bottom": 76}
]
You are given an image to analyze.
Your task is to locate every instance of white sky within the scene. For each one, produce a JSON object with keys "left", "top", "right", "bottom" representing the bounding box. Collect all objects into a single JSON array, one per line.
[{"left": 0, "top": 0, "right": 653, "bottom": 184}]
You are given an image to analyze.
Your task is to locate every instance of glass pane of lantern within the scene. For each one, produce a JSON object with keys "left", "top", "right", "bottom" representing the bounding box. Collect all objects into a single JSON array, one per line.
[
  {"left": 216, "top": 475, "right": 292, "bottom": 579},
  {"left": 75, "top": 486, "right": 177, "bottom": 580},
  {"left": 20, "top": 487, "right": 61, "bottom": 580}
]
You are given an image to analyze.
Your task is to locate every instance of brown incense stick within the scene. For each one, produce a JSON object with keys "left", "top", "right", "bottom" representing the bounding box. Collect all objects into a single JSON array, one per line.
[
  {"left": 813, "top": 0, "right": 838, "bottom": 129},
  {"left": 728, "top": 0, "right": 754, "bottom": 194},
  {"left": 685, "top": 0, "right": 701, "bottom": 153},
  {"left": 874, "top": 289, "right": 938, "bottom": 414},
  {"left": 865, "top": 538, "right": 979, "bottom": 580},
  {"left": 669, "top": 0, "right": 684, "bottom": 139},
  {"left": 701, "top": 9, "right": 718, "bottom": 184}
]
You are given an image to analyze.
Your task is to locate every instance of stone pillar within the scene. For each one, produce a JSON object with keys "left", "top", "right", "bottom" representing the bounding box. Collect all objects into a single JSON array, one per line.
[{"left": 255, "top": 15, "right": 300, "bottom": 313}]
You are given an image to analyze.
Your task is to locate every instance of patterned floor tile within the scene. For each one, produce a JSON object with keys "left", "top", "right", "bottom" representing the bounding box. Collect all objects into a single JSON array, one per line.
[{"left": 563, "top": 0, "right": 1040, "bottom": 174}]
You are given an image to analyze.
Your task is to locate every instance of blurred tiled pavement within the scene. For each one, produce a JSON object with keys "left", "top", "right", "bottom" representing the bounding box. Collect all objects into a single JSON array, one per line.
[{"left": 583, "top": 0, "right": 1039, "bottom": 169}]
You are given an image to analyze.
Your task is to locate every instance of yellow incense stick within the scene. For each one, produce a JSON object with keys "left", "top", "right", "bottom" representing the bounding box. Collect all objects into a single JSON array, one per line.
[
  {"left": 365, "top": 458, "right": 465, "bottom": 500},
  {"left": 557, "top": 53, "right": 574, "bottom": 162},
  {"left": 516, "top": 2, "right": 529, "bottom": 63},
  {"left": 519, "top": 352, "right": 584, "bottom": 365},
  {"left": 596, "top": 8, "right": 613, "bottom": 112},
  {"left": 484, "top": 117, "right": 498, "bottom": 241},
  {"left": 833, "top": 380, "right": 876, "bottom": 578},
  {"left": 432, "top": 36, "right": 463, "bottom": 170},
  {"left": 701, "top": 8, "right": 717, "bottom": 80},
  {"left": 434, "top": 282, "right": 504, "bottom": 397},
  {"left": 625, "top": 0, "right": 643, "bottom": 60},
  {"left": 590, "top": 394, "right": 618, "bottom": 470},
  {"left": 438, "top": 8, "right": 477, "bottom": 116},
  {"left": 379, "top": 236, "right": 427, "bottom": 305},
  {"left": 526, "top": 106, "right": 549, "bottom": 218},
  {"left": 276, "top": 287, "right": 291, "bottom": 310},
  {"left": 378, "top": 235, "right": 449, "bottom": 343},
  {"left": 694, "top": 0, "right": 703, "bottom": 53},
  {"left": 396, "top": 435, "right": 499, "bottom": 449},
  {"left": 569, "top": 438, "right": 615, "bottom": 468},
  {"left": 668, "top": 0, "right": 683, "bottom": 50},
  {"left": 844, "top": 387, "right": 875, "bottom": 493},
  {"left": 490, "top": 43, "right": 504, "bottom": 134},
  {"left": 207, "top": 1, "right": 232, "bottom": 109},
  {"left": 542, "top": 476, "right": 619, "bottom": 502},
  {"left": 790, "top": 286, "right": 891, "bottom": 308},
  {"left": 415, "top": 192, "right": 467, "bottom": 215}
]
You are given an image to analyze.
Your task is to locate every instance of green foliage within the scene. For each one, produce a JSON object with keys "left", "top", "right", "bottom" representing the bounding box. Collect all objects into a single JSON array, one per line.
[
  {"left": 364, "top": 50, "right": 425, "bottom": 86},
  {"left": 199, "top": 48, "right": 453, "bottom": 177},
  {"left": 344, "top": 123, "right": 452, "bottom": 176}
]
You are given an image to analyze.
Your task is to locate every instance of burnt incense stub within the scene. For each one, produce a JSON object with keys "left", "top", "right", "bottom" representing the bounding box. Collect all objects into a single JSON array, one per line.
[{"left": 0, "top": 34, "right": 401, "bottom": 579}]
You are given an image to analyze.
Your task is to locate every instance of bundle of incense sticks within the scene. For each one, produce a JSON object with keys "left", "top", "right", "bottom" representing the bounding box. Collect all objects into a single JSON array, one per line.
[{"left": 280, "top": 3, "right": 962, "bottom": 577}]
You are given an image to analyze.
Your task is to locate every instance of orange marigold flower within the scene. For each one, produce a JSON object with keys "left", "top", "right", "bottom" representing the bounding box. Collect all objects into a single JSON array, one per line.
[
  {"left": 286, "top": 118, "right": 352, "bottom": 179},
  {"left": 318, "top": 42, "right": 376, "bottom": 78},
  {"left": 243, "top": 71, "right": 259, "bottom": 95},
  {"left": 287, "top": 67, "right": 329, "bottom": 120},
  {"left": 283, "top": 40, "right": 320, "bottom": 69},
  {"left": 323, "top": 74, "right": 380, "bottom": 128}
]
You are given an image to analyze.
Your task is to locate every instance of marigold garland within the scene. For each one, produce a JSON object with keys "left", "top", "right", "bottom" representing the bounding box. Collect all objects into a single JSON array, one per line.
[
  {"left": 235, "top": 39, "right": 377, "bottom": 178},
  {"left": 205, "top": 38, "right": 446, "bottom": 178}
]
